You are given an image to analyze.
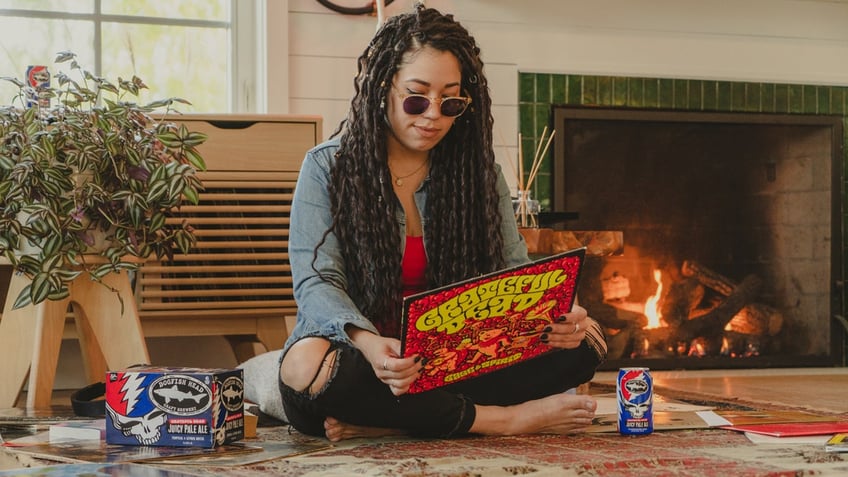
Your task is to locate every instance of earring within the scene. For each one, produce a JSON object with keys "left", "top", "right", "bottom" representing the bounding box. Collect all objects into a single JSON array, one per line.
[{"left": 380, "top": 99, "right": 385, "bottom": 109}]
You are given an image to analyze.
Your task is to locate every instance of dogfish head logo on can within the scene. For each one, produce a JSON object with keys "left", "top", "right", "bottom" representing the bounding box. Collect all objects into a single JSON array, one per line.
[
  {"left": 624, "top": 375, "right": 648, "bottom": 396},
  {"left": 619, "top": 369, "right": 650, "bottom": 402},
  {"left": 220, "top": 376, "right": 244, "bottom": 412},
  {"left": 149, "top": 375, "right": 212, "bottom": 415}
]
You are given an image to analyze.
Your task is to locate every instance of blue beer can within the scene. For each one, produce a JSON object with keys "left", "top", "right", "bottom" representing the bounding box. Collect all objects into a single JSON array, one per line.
[{"left": 617, "top": 367, "right": 653, "bottom": 435}]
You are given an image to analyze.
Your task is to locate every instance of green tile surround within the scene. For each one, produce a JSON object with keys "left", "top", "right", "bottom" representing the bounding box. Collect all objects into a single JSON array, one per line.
[{"left": 518, "top": 73, "right": 848, "bottom": 364}]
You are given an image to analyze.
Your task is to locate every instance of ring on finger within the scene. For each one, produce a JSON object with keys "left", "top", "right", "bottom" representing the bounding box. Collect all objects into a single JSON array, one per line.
[
  {"left": 382, "top": 358, "right": 389, "bottom": 371},
  {"left": 573, "top": 322, "right": 580, "bottom": 334}
]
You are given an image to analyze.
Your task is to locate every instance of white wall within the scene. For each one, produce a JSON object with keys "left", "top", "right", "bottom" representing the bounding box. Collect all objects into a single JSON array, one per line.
[{"left": 276, "top": 0, "right": 848, "bottom": 190}]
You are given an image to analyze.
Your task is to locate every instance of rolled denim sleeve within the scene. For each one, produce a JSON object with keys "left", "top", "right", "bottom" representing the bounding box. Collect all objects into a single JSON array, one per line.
[{"left": 284, "top": 140, "right": 379, "bottom": 353}]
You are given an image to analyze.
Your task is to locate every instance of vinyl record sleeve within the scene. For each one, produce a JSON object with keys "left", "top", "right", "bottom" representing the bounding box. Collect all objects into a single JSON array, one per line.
[{"left": 400, "top": 247, "right": 586, "bottom": 394}]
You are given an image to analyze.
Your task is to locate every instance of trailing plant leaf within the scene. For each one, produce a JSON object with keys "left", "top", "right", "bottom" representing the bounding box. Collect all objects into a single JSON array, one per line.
[
  {"left": 30, "top": 273, "right": 54, "bottom": 304},
  {"left": 0, "top": 51, "right": 207, "bottom": 309},
  {"left": 12, "top": 285, "right": 34, "bottom": 309}
]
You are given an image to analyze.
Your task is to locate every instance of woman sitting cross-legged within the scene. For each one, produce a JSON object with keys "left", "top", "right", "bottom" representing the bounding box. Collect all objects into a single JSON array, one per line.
[{"left": 278, "top": 4, "right": 608, "bottom": 442}]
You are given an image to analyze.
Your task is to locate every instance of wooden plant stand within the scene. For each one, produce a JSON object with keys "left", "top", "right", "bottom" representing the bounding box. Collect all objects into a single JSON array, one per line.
[{"left": 0, "top": 268, "right": 149, "bottom": 408}]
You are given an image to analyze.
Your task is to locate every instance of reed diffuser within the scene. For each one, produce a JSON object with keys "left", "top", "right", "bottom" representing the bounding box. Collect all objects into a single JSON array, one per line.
[{"left": 513, "top": 127, "right": 555, "bottom": 228}]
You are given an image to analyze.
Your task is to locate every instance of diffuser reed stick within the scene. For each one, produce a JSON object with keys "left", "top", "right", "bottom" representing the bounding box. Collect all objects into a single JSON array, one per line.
[{"left": 515, "top": 127, "right": 555, "bottom": 228}]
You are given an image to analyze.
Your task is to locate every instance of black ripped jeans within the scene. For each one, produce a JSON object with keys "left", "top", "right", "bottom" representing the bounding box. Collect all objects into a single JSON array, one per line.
[{"left": 279, "top": 339, "right": 604, "bottom": 438}]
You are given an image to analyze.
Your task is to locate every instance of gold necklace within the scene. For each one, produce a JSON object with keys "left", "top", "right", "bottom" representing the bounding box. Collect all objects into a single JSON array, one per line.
[{"left": 390, "top": 159, "right": 429, "bottom": 186}]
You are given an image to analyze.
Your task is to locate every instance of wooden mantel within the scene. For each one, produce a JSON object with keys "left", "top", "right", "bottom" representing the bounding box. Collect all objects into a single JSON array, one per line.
[{"left": 518, "top": 228, "right": 623, "bottom": 257}]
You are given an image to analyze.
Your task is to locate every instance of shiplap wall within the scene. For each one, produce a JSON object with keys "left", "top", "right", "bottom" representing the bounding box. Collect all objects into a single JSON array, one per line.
[{"left": 279, "top": 0, "right": 848, "bottom": 190}]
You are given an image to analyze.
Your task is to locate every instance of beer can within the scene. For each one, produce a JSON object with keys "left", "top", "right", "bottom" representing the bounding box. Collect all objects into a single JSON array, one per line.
[
  {"left": 617, "top": 367, "right": 653, "bottom": 435},
  {"left": 26, "top": 65, "right": 51, "bottom": 109}
]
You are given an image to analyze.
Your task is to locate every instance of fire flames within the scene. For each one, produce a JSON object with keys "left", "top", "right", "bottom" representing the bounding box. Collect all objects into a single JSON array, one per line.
[
  {"left": 601, "top": 262, "right": 774, "bottom": 359},
  {"left": 644, "top": 269, "right": 663, "bottom": 329}
]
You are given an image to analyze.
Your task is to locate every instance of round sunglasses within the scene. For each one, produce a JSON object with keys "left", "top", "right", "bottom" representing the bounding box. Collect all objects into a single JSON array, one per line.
[{"left": 395, "top": 91, "right": 471, "bottom": 117}]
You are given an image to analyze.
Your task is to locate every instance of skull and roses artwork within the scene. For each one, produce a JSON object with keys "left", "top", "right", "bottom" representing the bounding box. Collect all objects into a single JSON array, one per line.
[{"left": 105, "top": 366, "right": 244, "bottom": 447}]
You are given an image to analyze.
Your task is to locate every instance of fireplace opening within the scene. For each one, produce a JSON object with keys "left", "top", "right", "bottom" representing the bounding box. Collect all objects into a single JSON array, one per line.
[{"left": 551, "top": 106, "right": 844, "bottom": 370}]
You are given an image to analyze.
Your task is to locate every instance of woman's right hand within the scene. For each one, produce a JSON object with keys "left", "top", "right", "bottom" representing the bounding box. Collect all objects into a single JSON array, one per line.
[{"left": 348, "top": 327, "right": 423, "bottom": 396}]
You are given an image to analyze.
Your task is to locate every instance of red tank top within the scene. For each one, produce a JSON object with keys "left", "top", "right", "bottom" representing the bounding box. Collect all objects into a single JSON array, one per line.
[
  {"left": 402, "top": 235, "right": 427, "bottom": 296},
  {"left": 377, "top": 236, "right": 427, "bottom": 339}
]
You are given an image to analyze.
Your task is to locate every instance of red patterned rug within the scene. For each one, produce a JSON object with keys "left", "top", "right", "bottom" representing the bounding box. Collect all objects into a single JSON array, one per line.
[
  {"left": 3, "top": 387, "right": 846, "bottom": 476},
  {"left": 145, "top": 423, "right": 847, "bottom": 477}
]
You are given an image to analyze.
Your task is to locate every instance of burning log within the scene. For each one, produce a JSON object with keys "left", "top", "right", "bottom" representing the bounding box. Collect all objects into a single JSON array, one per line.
[
  {"left": 681, "top": 260, "right": 735, "bottom": 296},
  {"left": 580, "top": 298, "right": 646, "bottom": 360},
  {"left": 680, "top": 260, "right": 783, "bottom": 337},
  {"left": 633, "top": 326, "right": 674, "bottom": 357},
  {"left": 588, "top": 301, "right": 647, "bottom": 330},
  {"left": 660, "top": 277, "right": 706, "bottom": 327},
  {"left": 727, "top": 303, "right": 784, "bottom": 336},
  {"left": 591, "top": 258, "right": 783, "bottom": 359},
  {"left": 672, "top": 274, "right": 763, "bottom": 345}
]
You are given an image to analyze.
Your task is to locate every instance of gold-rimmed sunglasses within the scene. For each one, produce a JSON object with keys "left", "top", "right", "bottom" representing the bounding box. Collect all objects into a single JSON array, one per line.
[{"left": 394, "top": 89, "right": 471, "bottom": 117}]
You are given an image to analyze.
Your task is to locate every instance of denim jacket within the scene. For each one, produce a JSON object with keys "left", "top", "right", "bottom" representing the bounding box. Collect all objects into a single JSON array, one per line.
[{"left": 283, "top": 138, "right": 530, "bottom": 353}]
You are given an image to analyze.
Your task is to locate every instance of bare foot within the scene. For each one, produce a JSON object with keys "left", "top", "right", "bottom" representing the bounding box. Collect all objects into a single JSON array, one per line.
[
  {"left": 471, "top": 392, "right": 597, "bottom": 436},
  {"left": 323, "top": 416, "right": 406, "bottom": 442}
]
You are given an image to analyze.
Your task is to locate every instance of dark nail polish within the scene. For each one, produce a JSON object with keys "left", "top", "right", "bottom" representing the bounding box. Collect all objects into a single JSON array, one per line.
[
  {"left": 421, "top": 357, "right": 428, "bottom": 366},
  {"left": 543, "top": 326, "right": 552, "bottom": 333},
  {"left": 414, "top": 355, "right": 421, "bottom": 363},
  {"left": 540, "top": 333, "right": 549, "bottom": 342},
  {"left": 556, "top": 316, "right": 566, "bottom": 323}
]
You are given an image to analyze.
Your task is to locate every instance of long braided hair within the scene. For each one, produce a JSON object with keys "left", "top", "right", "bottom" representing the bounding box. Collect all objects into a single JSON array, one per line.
[{"left": 319, "top": 5, "right": 505, "bottom": 336}]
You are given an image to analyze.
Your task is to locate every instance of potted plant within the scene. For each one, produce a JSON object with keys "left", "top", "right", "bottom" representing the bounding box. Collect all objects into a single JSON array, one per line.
[{"left": 0, "top": 51, "right": 207, "bottom": 310}]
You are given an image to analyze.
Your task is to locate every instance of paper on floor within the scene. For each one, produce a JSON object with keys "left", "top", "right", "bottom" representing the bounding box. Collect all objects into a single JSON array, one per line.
[{"left": 744, "top": 432, "right": 832, "bottom": 445}]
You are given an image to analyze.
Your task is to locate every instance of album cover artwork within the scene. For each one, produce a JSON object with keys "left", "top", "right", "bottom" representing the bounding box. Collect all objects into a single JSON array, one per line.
[{"left": 401, "top": 247, "right": 585, "bottom": 394}]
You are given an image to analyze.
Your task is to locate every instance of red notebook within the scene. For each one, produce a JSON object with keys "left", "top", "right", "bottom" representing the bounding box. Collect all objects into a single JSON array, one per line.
[{"left": 400, "top": 247, "right": 585, "bottom": 394}]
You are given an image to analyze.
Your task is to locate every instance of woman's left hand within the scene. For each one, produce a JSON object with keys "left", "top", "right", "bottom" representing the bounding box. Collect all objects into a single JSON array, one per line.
[{"left": 540, "top": 304, "right": 591, "bottom": 349}]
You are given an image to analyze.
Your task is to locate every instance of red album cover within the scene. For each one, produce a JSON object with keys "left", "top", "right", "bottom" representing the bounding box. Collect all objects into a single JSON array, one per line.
[{"left": 400, "top": 247, "right": 586, "bottom": 394}]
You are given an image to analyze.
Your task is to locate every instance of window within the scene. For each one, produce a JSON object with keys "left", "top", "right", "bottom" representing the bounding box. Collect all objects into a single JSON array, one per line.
[{"left": 0, "top": 0, "right": 261, "bottom": 113}]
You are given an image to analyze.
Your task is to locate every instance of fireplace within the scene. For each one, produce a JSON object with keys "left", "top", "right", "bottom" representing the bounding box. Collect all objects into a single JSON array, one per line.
[{"left": 550, "top": 106, "right": 844, "bottom": 370}]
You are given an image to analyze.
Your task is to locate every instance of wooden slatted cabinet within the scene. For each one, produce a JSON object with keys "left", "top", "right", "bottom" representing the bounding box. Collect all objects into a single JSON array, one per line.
[{"left": 135, "top": 114, "right": 321, "bottom": 360}]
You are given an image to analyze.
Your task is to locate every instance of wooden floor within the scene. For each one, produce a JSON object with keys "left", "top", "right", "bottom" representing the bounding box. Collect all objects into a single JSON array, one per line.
[{"left": 592, "top": 367, "right": 847, "bottom": 415}]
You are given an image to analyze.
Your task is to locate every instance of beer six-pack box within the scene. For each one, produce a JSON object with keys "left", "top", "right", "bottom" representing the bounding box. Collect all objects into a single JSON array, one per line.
[{"left": 105, "top": 366, "right": 245, "bottom": 447}]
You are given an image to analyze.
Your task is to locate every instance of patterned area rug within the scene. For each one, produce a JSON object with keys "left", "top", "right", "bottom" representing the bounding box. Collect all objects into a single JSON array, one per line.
[
  {"left": 150, "top": 425, "right": 848, "bottom": 477},
  {"left": 3, "top": 387, "right": 847, "bottom": 477}
]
